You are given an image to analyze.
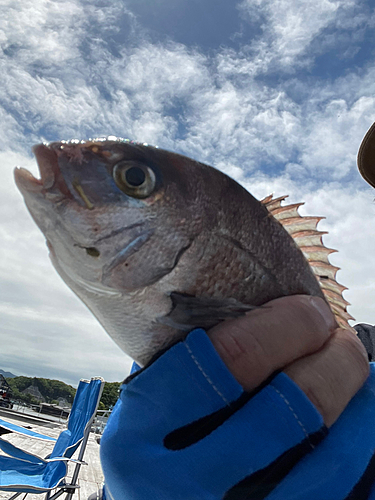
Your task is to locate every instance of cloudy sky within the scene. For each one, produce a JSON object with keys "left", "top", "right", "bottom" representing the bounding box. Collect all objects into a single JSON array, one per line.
[{"left": 1, "top": 0, "right": 375, "bottom": 386}]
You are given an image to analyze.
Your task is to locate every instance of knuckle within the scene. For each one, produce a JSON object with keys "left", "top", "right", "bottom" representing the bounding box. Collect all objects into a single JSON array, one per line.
[
  {"left": 285, "top": 327, "right": 370, "bottom": 427},
  {"left": 210, "top": 325, "right": 269, "bottom": 391},
  {"left": 290, "top": 295, "right": 333, "bottom": 348},
  {"left": 213, "top": 327, "right": 249, "bottom": 365},
  {"left": 335, "top": 329, "right": 370, "bottom": 382},
  {"left": 301, "top": 381, "right": 329, "bottom": 422},
  {"left": 286, "top": 364, "right": 337, "bottom": 427}
]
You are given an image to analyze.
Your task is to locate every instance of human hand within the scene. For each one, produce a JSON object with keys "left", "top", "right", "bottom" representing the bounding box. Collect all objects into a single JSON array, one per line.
[{"left": 207, "top": 295, "right": 369, "bottom": 427}]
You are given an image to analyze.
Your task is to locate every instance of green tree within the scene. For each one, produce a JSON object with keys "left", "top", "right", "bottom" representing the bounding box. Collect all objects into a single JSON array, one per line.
[
  {"left": 6, "top": 377, "right": 76, "bottom": 405},
  {"left": 100, "top": 382, "right": 120, "bottom": 409},
  {"left": 6, "top": 376, "right": 122, "bottom": 410},
  {"left": 22, "top": 393, "right": 38, "bottom": 405}
]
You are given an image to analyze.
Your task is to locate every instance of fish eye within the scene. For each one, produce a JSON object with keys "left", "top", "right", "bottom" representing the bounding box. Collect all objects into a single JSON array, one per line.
[{"left": 113, "top": 161, "right": 156, "bottom": 199}]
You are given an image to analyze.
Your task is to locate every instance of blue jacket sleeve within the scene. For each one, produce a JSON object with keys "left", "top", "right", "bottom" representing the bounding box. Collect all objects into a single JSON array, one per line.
[{"left": 100, "top": 329, "right": 330, "bottom": 500}]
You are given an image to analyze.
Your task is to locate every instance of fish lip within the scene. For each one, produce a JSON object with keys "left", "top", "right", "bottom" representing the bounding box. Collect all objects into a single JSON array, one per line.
[
  {"left": 14, "top": 166, "right": 44, "bottom": 193},
  {"left": 14, "top": 144, "right": 72, "bottom": 199},
  {"left": 32, "top": 144, "right": 59, "bottom": 189}
]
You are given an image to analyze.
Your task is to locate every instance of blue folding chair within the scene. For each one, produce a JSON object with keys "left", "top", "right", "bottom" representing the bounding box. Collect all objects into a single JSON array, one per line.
[
  {"left": 0, "top": 377, "right": 104, "bottom": 500},
  {"left": 0, "top": 418, "right": 56, "bottom": 442}
]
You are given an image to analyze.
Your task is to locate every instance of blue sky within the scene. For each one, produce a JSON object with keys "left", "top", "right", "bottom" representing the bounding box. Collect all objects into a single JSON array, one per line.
[{"left": 1, "top": 0, "right": 375, "bottom": 385}]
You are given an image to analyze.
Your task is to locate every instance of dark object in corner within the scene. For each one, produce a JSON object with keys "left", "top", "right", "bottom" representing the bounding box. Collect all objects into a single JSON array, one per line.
[
  {"left": 355, "top": 324, "right": 375, "bottom": 362},
  {"left": 357, "top": 122, "right": 375, "bottom": 188}
]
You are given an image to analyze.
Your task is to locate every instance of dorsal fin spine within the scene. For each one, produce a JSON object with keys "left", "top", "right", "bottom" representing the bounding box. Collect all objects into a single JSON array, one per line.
[{"left": 262, "top": 194, "right": 353, "bottom": 329}]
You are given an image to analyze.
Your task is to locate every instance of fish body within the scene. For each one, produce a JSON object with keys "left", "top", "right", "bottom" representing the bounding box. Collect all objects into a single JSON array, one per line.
[{"left": 15, "top": 139, "right": 327, "bottom": 365}]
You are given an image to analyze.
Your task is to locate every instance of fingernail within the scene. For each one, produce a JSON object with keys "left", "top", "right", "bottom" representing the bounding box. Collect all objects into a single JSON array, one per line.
[{"left": 307, "top": 296, "right": 336, "bottom": 330}]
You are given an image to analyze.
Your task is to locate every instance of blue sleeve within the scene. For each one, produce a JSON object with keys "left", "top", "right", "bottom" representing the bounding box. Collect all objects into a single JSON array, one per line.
[{"left": 100, "top": 329, "right": 375, "bottom": 500}]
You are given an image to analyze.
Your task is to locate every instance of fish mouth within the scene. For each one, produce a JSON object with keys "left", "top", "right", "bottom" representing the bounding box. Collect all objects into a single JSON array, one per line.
[
  {"left": 14, "top": 138, "right": 126, "bottom": 201},
  {"left": 14, "top": 144, "right": 72, "bottom": 199}
]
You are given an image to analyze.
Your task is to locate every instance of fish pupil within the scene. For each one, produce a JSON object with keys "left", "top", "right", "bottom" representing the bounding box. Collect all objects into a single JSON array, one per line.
[{"left": 125, "top": 167, "right": 146, "bottom": 187}]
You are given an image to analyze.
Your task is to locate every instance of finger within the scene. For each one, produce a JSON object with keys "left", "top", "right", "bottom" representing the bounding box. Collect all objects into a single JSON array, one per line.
[
  {"left": 207, "top": 295, "right": 336, "bottom": 391},
  {"left": 284, "top": 328, "right": 370, "bottom": 427}
]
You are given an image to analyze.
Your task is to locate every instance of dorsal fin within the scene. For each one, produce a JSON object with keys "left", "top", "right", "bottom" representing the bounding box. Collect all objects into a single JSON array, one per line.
[{"left": 261, "top": 194, "right": 354, "bottom": 329}]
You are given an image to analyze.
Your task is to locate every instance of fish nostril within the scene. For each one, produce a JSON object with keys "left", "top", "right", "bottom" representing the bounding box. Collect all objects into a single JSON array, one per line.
[{"left": 85, "top": 247, "right": 100, "bottom": 257}]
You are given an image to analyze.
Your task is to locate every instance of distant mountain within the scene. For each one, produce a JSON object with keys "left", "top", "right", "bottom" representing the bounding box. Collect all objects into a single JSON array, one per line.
[
  {"left": 6, "top": 376, "right": 76, "bottom": 406},
  {"left": 0, "top": 369, "right": 17, "bottom": 378}
]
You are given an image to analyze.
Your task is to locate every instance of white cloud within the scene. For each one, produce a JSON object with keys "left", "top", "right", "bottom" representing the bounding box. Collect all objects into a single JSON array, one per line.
[
  {"left": 298, "top": 97, "right": 375, "bottom": 178},
  {"left": 102, "top": 43, "right": 210, "bottom": 145},
  {"left": 237, "top": 0, "right": 341, "bottom": 70},
  {"left": 237, "top": 0, "right": 375, "bottom": 74}
]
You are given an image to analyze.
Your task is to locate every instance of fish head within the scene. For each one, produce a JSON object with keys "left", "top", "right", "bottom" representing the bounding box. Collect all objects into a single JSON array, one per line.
[{"left": 16, "top": 139, "right": 204, "bottom": 290}]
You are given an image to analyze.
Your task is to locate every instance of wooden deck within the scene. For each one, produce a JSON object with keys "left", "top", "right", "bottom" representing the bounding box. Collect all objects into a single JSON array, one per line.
[{"left": 0, "top": 414, "right": 103, "bottom": 500}]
